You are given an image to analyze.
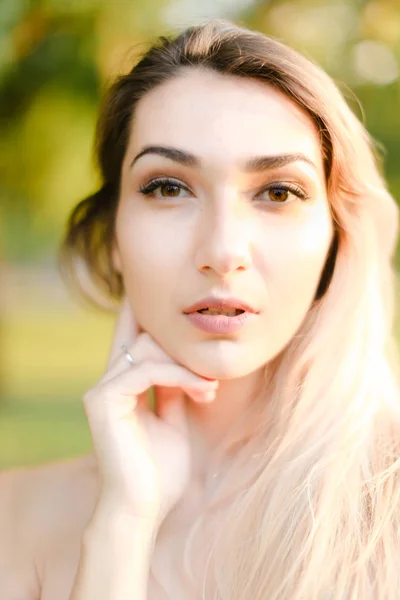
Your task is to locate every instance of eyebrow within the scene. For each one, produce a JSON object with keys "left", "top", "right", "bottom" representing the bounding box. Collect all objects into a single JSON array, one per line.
[{"left": 130, "top": 145, "right": 318, "bottom": 172}]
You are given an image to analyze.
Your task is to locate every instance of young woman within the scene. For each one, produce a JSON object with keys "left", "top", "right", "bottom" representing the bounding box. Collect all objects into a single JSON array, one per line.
[{"left": 1, "top": 17, "right": 400, "bottom": 600}]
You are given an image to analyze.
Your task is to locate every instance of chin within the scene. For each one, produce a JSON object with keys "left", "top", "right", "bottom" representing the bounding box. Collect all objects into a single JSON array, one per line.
[{"left": 186, "top": 356, "right": 261, "bottom": 381}]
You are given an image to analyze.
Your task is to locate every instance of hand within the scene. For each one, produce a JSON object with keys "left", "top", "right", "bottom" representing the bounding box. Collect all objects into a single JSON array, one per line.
[{"left": 83, "top": 296, "right": 219, "bottom": 528}]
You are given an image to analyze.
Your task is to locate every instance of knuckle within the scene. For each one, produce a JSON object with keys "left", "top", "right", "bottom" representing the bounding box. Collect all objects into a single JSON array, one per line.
[
  {"left": 83, "top": 382, "right": 110, "bottom": 408},
  {"left": 83, "top": 388, "right": 95, "bottom": 405},
  {"left": 98, "top": 384, "right": 116, "bottom": 404},
  {"left": 83, "top": 390, "right": 97, "bottom": 417}
]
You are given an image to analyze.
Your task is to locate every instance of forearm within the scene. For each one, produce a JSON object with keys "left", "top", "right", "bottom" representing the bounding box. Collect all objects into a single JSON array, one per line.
[{"left": 69, "top": 505, "right": 158, "bottom": 600}]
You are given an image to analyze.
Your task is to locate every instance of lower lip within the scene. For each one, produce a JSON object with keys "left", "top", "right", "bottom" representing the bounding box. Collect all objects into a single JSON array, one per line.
[{"left": 184, "top": 311, "right": 257, "bottom": 334}]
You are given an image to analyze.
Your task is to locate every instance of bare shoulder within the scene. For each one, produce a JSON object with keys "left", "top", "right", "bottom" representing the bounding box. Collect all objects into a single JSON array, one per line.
[{"left": 0, "top": 453, "right": 99, "bottom": 600}]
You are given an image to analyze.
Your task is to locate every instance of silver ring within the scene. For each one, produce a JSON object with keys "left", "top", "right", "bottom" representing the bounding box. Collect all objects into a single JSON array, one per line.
[{"left": 120, "top": 343, "right": 135, "bottom": 366}]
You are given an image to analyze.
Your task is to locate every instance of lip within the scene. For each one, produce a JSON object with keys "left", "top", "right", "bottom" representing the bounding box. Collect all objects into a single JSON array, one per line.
[
  {"left": 183, "top": 296, "right": 258, "bottom": 314},
  {"left": 185, "top": 311, "right": 257, "bottom": 334}
]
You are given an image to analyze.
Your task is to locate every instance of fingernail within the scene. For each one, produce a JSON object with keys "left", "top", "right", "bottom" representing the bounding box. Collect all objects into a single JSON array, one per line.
[
  {"left": 203, "top": 391, "right": 216, "bottom": 402},
  {"left": 205, "top": 379, "right": 219, "bottom": 387}
]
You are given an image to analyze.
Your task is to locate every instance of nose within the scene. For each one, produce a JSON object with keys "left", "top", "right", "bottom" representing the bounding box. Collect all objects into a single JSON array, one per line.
[{"left": 194, "top": 205, "right": 253, "bottom": 278}]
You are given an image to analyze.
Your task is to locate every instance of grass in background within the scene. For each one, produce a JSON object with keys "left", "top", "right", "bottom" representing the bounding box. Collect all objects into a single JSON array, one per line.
[
  {"left": 1, "top": 304, "right": 115, "bottom": 468},
  {"left": 0, "top": 398, "right": 90, "bottom": 469}
]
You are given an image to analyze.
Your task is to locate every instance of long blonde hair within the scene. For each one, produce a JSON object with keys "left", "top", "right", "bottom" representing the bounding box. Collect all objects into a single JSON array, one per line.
[{"left": 59, "top": 18, "right": 400, "bottom": 599}]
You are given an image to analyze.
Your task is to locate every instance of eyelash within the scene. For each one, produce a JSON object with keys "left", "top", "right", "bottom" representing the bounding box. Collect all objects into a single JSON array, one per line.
[{"left": 138, "top": 176, "right": 310, "bottom": 206}]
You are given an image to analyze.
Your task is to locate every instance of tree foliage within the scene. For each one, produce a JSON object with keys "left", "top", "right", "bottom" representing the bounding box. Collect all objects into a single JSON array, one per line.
[{"left": 1, "top": 0, "right": 399, "bottom": 263}]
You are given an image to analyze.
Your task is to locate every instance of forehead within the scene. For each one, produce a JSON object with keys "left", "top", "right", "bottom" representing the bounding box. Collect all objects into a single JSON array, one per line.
[{"left": 125, "top": 68, "right": 324, "bottom": 174}]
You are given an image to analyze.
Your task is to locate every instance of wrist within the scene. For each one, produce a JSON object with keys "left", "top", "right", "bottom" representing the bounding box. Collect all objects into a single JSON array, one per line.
[{"left": 86, "top": 497, "right": 160, "bottom": 539}]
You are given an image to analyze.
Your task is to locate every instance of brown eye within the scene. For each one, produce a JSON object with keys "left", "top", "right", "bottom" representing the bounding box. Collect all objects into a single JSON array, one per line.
[
  {"left": 160, "top": 184, "right": 181, "bottom": 197},
  {"left": 268, "top": 187, "right": 289, "bottom": 203},
  {"left": 256, "top": 182, "right": 309, "bottom": 206},
  {"left": 139, "top": 177, "right": 191, "bottom": 199}
]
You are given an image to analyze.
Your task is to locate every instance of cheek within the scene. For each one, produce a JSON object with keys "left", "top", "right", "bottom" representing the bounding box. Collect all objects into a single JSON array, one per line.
[
  {"left": 256, "top": 210, "right": 332, "bottom": 309},
  {"left": 119, "top": 212, "right": 180, "bottom": 275},
  {"left": 246, "top": 221, "right": 332, "bottom": 365},
  {"left": 117, "top": 216, "right": 185, "bottom": 327},
  {"left": 264, "top": 216, "right": 333, "bottom": 310}
]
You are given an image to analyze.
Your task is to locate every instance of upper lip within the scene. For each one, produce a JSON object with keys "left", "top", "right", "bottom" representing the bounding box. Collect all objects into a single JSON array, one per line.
[{"left": 183, "top": 296, "right": 259, "bottom": 314}]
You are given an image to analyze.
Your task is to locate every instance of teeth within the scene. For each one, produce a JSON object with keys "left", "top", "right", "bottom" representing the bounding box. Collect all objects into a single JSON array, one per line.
[{"left": 198, "top": 308, "right": 241, "bottom": 316}]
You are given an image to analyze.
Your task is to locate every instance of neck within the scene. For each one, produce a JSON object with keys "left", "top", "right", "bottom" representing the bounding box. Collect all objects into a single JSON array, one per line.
[{"left": 184, "top": 367, "right": 266, "bottom": 483}]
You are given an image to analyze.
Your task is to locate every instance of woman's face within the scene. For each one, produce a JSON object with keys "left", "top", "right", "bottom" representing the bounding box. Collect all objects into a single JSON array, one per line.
[{"left": 113, "top": 68, "right": 334, "bottom": 379}]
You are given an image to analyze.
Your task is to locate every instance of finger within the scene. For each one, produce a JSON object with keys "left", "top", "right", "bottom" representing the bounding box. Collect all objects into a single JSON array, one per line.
[
  {"left": 153, "top": 385, "right": 214, "bottom": 435},
  {"left": 155, "top": 387, "right": 189, "bottom": 436},
  {"left": 153, "top": 385, "right": 181, "bottom": 417},
  {"left": 136, "top": 390, "right": 150, "bottom": 411},
  {"left": 129, "top": 332, "right": 180, "bottom": 365},
  {"left": 106, "top": 296, "right": 138, "bottom": 371},
  {"left": 104, "top": 332, "right": 189, "bottom": 384},
  {"left": 184, "top": 388, "right": 217, "bottom": 404},
  {"left": 102, "top": 360, "right": 218, "bottom": 412}
]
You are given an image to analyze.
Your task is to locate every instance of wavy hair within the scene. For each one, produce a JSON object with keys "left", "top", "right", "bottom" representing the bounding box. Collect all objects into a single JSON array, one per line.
[{"left": 59, "top": 18, "right": 400, "bottom": 600}]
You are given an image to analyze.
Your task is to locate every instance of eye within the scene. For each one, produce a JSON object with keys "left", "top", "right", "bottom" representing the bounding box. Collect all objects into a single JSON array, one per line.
[
  {"left": 256, "top": 182, "right": 310, "bottom": 206},
  {"left": 138, "top": 177, "right": 192, "bottom": 199}
]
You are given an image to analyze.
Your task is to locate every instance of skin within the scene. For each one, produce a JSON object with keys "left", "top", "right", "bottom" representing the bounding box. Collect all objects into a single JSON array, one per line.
[
  {"left": 112, "top": 67, "right": 334, "bottom": 487},
  {"left": 0, "top": 67, "right": 335, "bottom": 599}
]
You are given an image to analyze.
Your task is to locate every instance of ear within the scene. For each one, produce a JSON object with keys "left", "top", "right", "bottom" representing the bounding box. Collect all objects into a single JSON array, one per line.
[{"left": 111, "top": 240, "right": 122, "bottom": 274}]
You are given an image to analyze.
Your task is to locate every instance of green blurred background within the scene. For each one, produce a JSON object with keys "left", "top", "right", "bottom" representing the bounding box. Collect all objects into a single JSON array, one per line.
[{"left": 1, "top": 0, "right": 400, "bottom": 469}]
